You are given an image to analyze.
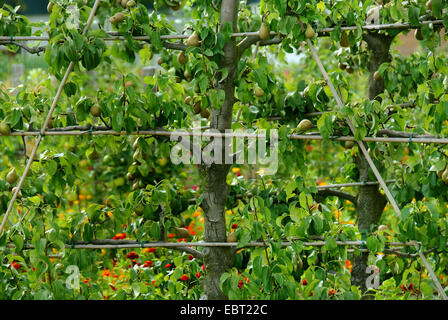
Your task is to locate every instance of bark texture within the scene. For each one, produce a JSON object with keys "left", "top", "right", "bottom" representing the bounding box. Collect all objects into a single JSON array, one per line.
[
  {"left": 199, "top": 0, "right": 239, "bottom": 300},
  {"left": 351, "top": 32, "right": 393, "bottom": 293}
]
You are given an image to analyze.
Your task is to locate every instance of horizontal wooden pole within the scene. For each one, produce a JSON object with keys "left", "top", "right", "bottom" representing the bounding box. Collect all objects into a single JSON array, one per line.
[
  {"left": 2, "top": 129, "right": 447, "bottom": 144},
  {"left": 5, "top": 239, "right": 416, "bottom": 249},
  {"left": 0, "top": 20, "right": 443, "bottom": 43}
]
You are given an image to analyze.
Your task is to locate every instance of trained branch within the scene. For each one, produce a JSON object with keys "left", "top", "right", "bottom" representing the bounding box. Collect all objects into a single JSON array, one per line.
[
  {"left": 316, "top": 189, "right": 357, "bottom": 205},
  {"left": 0, "top": 41, "right": 46, "bottom": 54}
]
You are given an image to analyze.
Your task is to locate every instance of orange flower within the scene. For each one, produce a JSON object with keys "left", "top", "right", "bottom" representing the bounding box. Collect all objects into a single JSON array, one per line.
[
  {"left": 101, "top": 269, "right": 111, "bottom": 277},
  {"left": 193, "top": 210, "right": 201, "bottom": 218},
  {"left": 329, "top": 289, "right": 336, "bottom": 296},
  {"left": 345, "top": 259, "right": 352, "bottom": 273},
  {"left": 78, "top": 194, "right": 86, "bottom": 201},
  {"left": 168, "top": 233, "right": 175, "bottom": 238}
]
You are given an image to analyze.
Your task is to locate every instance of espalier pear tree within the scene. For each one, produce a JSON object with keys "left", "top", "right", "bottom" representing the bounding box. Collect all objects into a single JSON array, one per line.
[{"left": 0, "top": 0, "right": 447, "bottom": 301}]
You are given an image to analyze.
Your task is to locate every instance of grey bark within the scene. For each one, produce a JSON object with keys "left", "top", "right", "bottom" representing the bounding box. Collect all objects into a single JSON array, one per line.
[
  {"left": 199, "top": 0, "right": 239, "bottom": 300},
  {"left": 351, "top": 32, "right": 393, "bottom": 294}
]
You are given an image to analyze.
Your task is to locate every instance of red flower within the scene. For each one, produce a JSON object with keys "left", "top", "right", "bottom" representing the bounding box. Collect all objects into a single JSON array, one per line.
[
  {"left": 180, "top": 274, "right": 190, "bottom": 281},
  {"left": 302, "top": 279, "right": 308, "bottom": 285},
  {"left": 168, "top": 233, "right": 175, "bottom": 238},
  {"left": 88, "top": 166, "right": 93, "bottom": 171},
  {"left": 196, "top": 272, "right": 202, "bottom": 278},
  {"left": 177, "top": 238, "right": 187, "bottom": 242},
  {"left": 109, "top": 284, "right": 117, "bottom": 291},
  {"left": 345, "top": 259, "right": 352, "bottom": 272},
  {"left": 201, "top": 265, "right": 205, "bottom": 271},
  {"left": 231, "top": 223, "right": 238, "bottom": 229},
  {"left": 11, "top": 262, "right": 21, "bottom": 270},
  {"left": 113, "top": 233, "right": 126, "bottom": 240},
  {"left": 400, "top": 284, "right": 406, "bottom": 292},
  {"left": 192, "top": 185, "right": 198, "bottom": 191},
  {"left": 189, "top": 230, "right": 197, "bottom": 236},
  {"left": 152, "top": 280, "right": 157, "bottom": 288},
  {"left": 306, "top": 145, "right": 313, "bottom": 152},
  {"left": 126, "top": 251, "right": 139, "bottom": 260},
  {"left": 188, "top": 255, "right": 194, "bottom": 260},
  {"left": 238, "top": 280, "right": 245, "bottom": 290},
  {"left": 146, "top": 248, "right": 156, "bottom": 253},
  {"left": 408, "top": 283, "right": 414, "bottom": 290},
  {"left": 143, "top": 260, "right": 153, "bottom": 268},
  {"left": 329, "top": 289, "right": 336, "bottom": 296},
  {"left": 164, "top": 263, "right": 172, "bottom": 268},
  {"left": 309, "top": 291, "right": 314, "bottom": 297}
]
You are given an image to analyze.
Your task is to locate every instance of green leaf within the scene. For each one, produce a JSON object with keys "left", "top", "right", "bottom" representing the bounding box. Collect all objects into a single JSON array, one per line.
[
  {"left": 366, "top": 236, "right": 378, "bottom": 252},
  {"left": 325, "top": 237, "right": 337, "bottom": 251},
  {"left": 13, "top": 234, "right": 24, "bottom": 252}
]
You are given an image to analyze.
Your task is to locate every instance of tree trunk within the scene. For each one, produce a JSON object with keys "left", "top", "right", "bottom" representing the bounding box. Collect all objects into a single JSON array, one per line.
[
  {"left": 351, "top": 32, "right": 393, "bottom": 293},
  {"left": 199, "top": 0, "right": 239, "bottom": 300}
]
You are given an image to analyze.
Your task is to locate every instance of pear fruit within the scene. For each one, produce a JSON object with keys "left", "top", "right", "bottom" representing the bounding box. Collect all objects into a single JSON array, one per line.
[
  {"left": 88, "top": 149, "right": 100, "bottom": 160},
  {"left": 373, "top": 71, "right": 382, "bottom": 81},
  {"left": 226, "top": 232, "right": 237, "bottom": 243},
  {"left": 414, "top": 29, "right": 423, "bottom": 41},
  {"left": 12, "top": 187, "right": 22, "bottom": 198},
  {"left": 47, "top": 2, "right": 54, "bottom": 14},
  {"left": 200, "top": 108, "right": 211, "bottom": 119},
  {"left": 6, "top": 169, "right": 18, "bottom": 184},
  {"left": 345, "top": 140, "right": 354, "bottom": 149},
  {"left": 193, "top": 101, "right": 202, "bottom": 114},
  {"left": 47, "top": 117, "right": 54, "bottom": 129},
  {"left": 90, "top": 104, "right": 102, "bottom": 117},
  {"left": 110, "top": 12, "right": 125, "bottom": 25},
  {"left": 171, "top": 1, "right": 181, "bottom": 10},
  {"left": 254, "top": 87, "right": 264, "bottom": 98},
  {"left": 259, "top": 22, "right": 270, "bottom": 41},
  {"left": 126, "top": 0, "right": 136, "bottom": 8},
  {"left": 442, "top": 169, "right": 448, "bottom": 184},
  {"left": 184, "top": 69, "right": 192, "bottom": 81},
  {"left": 175, "top": 227, "right": 190, "bottom": 239},
  {"left": 184, "top": 96, "right": 192, "bottom": 105},
  {"left": 305, "top": 24, "right": 315, "bottom": 39},
  {"left": 187, "top": 32, "right": 200, "bottom": 47},
  {"left": 134, "top": 203, "right": 144, "bottom": 216},
  {"left": 297, "top": 119, "right": 313, "bottom": 133},
  {"left": 121, "top": 0, "right": 128, "bottom": 8},
  {"left": 340, "top": 31, "right": 349, "bottom": 47},
  {"left": 296, "top": 256, "right": 303, "bottom": 270},
  {"left": 0, "top": 121, "right": 11, "bottom": 135},
  {"left": 177, "top": 51, "right": 187, "bottom": 65},
  {"left": 378, "top": 225, "right": 388, "bottom": 232}
]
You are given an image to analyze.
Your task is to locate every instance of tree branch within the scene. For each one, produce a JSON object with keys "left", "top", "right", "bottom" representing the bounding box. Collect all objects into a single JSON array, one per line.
[
  {"left": 315, "top": 189, "right": 357, "bottom": 206},
  {"left": 0, "top": 41, "right": 46, "bottom": 55}
]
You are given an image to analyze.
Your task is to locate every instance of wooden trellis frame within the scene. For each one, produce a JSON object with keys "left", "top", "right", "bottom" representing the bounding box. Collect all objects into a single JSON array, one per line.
[{"left": 0, "top": 2, "right": 446, "bottom": 299}]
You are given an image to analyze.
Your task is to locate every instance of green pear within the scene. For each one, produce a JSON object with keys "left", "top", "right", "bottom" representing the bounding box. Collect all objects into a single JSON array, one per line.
[
  {"left": 297, "top": 119, "right": 313, "bottom": 132},
  {"left": 340, "top": 31, "right": 349, "bottom": 47},
  {"left": 90, "top": 104, "right": 102, "bottom": 117},
  {"left": 259, "top": 22, "right": 270, "bottom": 41},
  {"left": 187, "top": 32, "right": 200, "bottom": 47},
  {"left": 305, "top": 24, "right": 315, "bottom": 39},
  {"left": 0, "top": 121, "right": 11, "bottom": 135},
  {"left": 6, "top": 169, "right": 18, "bottom": 184}
]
